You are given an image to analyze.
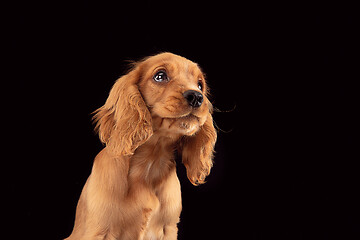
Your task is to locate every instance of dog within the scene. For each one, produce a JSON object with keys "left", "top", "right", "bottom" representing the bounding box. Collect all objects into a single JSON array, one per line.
[{"left": 65, "top": 52, "right": 217, "bottom": 240}]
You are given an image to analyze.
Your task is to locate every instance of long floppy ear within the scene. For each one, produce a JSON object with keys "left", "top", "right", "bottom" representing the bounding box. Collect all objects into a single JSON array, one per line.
[
  {"left": 181, "top": 110, "right": 217, "bottom": 186},
  {"left": 92, "top": 66, "right": 153, "bottom": 156}
]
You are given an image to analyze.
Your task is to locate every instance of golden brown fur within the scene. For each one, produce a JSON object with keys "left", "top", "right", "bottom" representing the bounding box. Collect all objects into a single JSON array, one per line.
[{"left": 65, "top": 52, "right": 217, "bottom": 240}]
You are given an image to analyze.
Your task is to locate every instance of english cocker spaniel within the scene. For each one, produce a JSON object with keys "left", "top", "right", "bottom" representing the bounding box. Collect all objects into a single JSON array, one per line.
[{"left": 66, "top": 52, "right": 217, "bottom": 240}]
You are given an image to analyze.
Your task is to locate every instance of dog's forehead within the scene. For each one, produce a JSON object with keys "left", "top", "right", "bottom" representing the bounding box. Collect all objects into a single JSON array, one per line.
[{"left": 144, "top": 53, "right": 201, "bottom": 75}]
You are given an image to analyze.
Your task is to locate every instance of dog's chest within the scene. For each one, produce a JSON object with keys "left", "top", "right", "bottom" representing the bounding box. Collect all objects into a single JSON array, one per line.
[{"left": 144, "top": 169, "right": 182, "bottom": 239}]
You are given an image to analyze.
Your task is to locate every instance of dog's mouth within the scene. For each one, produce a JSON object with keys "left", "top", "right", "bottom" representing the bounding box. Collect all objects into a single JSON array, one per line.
[
  {"left": 154, "top": 107, "right": 199, "bottom": 121},
  {"left": 152, "top": 112, "right": 201, "bottom": 136}
]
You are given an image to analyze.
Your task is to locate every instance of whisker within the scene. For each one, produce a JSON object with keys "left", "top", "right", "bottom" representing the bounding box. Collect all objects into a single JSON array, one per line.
[
  {"left": 213, "top": 104, "right": 236, "bottom": 113},
  {"left": 213, "top": 120, "right": 233, "bottom": 133}
]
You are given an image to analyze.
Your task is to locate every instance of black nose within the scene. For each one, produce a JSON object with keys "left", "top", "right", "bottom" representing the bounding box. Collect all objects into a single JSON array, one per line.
[{"left": 183, "top": 90, "right": 203, "bottom": 108}]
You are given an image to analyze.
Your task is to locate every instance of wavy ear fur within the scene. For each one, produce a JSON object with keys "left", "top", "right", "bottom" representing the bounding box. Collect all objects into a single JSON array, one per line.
[
  {"left": 92, "top": 66, "right": 153, "bottom": 156},
  {"left": 181, "top": 112, "right": 217, "bottom": 186}
]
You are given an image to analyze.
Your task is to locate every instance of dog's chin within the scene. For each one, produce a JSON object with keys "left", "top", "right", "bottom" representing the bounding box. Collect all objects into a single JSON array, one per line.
[
  {"left": 175, "top": 114, "right": 201, "bottom": 136},
  {"left": 153, "top": 113, "right": 201, "bottom": 136}
]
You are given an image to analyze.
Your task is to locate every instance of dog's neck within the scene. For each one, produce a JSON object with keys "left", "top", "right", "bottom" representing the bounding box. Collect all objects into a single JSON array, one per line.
[{"left": 128, "top": 131, "right": 180, "bottom": 187}]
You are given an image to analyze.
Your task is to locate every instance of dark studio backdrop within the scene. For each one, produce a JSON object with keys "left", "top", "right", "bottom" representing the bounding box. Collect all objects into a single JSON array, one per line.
[{"left": 7, "top": 1, "right": 358, "bottom": 239}]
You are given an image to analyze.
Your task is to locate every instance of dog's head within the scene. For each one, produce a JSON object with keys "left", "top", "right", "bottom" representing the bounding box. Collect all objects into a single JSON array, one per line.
[
  {"left": 93, "top": 52, "right": 217, "bottom": 185},
  {"left": 138, "top": 53, "right": 211, "bottom": 137}
]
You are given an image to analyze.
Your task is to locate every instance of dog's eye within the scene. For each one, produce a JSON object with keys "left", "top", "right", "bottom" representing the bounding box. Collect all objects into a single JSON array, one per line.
[
  {"left": 153, "top": 70, "right": 168, "bottom": 82},
  {"left": 198, "top": 81, "right": 203, "bottom": 91}
]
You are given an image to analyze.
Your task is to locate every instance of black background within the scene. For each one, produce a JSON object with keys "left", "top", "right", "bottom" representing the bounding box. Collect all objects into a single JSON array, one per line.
[{"left": 7, "top": 1, "right": 358, "bottom": 239}]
